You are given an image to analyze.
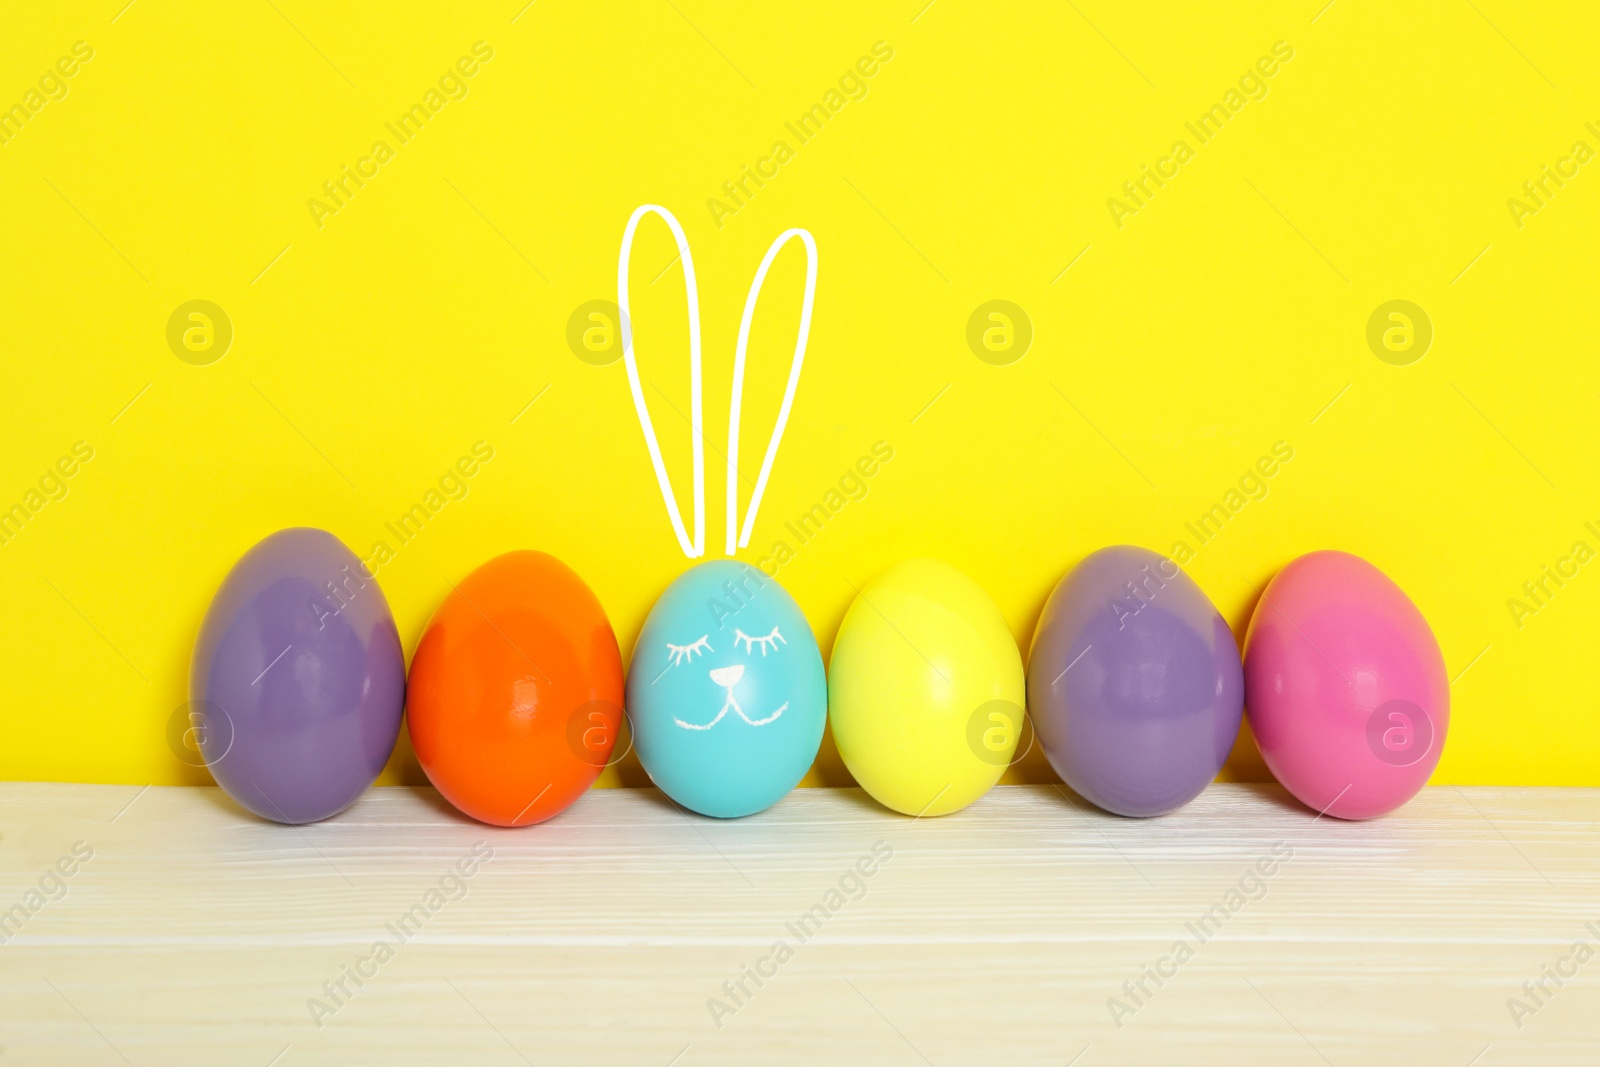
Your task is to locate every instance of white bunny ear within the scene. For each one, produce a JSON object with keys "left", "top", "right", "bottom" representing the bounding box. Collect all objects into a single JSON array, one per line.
[
  {"left": 618, "top": 204, "right": 705, "bottom": 559},
  {"left": 726, "top": 228, "right": 818, "bottom": 556}
]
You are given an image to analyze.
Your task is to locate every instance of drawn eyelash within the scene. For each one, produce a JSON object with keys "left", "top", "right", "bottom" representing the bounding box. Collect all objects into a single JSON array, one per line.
[
  {"left": 665, "top": 636, "right": 711, "bottom": 667},
  {"left": 734, "top": 626, "right": 785, "bottom": 657}
]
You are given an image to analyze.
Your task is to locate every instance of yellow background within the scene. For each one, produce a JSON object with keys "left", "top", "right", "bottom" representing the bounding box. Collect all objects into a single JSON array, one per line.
[{"left": 3, "top": 0, "right": 1596, "bottom": 788}]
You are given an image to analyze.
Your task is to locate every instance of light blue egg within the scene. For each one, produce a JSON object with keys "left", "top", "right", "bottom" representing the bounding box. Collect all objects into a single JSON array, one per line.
[{"left": 627, "top": 559, "right": 825, "bottom": 817}]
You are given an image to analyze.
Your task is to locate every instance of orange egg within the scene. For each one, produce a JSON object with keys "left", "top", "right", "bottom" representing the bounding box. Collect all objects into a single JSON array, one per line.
[{"left": 406, "top": 551, "right": 623, "bottom": 826}]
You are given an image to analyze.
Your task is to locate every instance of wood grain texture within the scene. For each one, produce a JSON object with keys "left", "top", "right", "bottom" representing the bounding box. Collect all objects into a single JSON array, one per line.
[{"left": 0, "top": 783, "right": 1596, "bottom": 1066}]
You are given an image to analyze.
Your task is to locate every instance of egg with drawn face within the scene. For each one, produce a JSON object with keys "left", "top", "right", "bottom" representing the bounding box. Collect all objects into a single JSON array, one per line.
[{"left": 627, "top": 559, "right": 825, "bottom": 818}]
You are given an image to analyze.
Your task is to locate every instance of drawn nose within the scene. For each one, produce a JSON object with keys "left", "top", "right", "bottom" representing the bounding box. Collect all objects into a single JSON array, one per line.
[{"left": 709, "top": 664, "right": 744, "bottom": 688}]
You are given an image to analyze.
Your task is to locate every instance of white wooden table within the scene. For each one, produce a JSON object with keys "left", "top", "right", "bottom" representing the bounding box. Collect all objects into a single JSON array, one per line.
[{"left": 0, "top": 783, "right": 1595, "bottom": 1065}]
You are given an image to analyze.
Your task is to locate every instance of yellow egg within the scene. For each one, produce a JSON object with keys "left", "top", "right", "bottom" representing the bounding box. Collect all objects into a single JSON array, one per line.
[{"left": 828, "top": 559, "right": 1025, "bottom": 816}]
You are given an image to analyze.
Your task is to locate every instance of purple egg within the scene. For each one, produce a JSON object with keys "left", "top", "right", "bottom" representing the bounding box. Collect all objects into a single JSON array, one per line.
[
  {"left": 190, "top": 528, "right": 405, "bottom": 823},
  {"left": 1028, "top": 546, "right": 1242, "bottom": 817}
]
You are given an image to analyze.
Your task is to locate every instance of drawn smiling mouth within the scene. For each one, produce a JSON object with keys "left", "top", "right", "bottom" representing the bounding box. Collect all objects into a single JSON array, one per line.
[{"left": 672, "top": 663, "right": 788, "bottom": 730}]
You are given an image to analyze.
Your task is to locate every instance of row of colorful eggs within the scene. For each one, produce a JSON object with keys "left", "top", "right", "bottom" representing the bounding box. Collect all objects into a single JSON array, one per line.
[{"left": 190, "top": 530, "right": 1448, "bottom": 826}]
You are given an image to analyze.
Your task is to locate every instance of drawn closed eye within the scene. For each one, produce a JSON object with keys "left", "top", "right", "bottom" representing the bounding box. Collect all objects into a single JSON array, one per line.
[
  {"left": 733, "top": 626, "right": 785, "bottom": 657},
  {"left": 665, "top": 636, "right": 711, "bottom": 667}
]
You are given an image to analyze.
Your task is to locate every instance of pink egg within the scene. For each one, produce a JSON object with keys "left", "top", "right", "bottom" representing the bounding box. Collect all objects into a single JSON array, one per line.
[{"left": 1243, "top": 550, "right": 1447, "bottom": 819}]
